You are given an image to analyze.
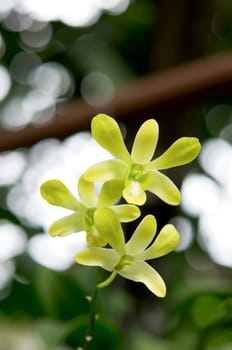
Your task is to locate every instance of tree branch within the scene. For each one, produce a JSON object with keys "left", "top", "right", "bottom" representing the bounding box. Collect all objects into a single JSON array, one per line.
[{"left": 1, "top": 51, "right": 232, "bottom": 151}]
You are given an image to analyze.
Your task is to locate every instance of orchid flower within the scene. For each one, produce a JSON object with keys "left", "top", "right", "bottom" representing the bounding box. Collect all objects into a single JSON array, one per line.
[
  {"left": 76, "top": 208, "right": 179, "bottom": 297},
  {"left": 40, "top": 176, "right": 140, "bottom": 247},
  {"left": 83, "top": 114, "right": 201, "bottom": 206}
]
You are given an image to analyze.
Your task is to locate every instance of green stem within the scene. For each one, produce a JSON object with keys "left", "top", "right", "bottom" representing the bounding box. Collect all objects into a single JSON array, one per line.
[
  {"left": 82, "top": 270, "right": 117, "bottom": 349},
  {"left": 97, "top": 270, "right": 117, "bottom": 289},
  {"left": 83, "top": 273, "right": 99, "bottom": 350}
]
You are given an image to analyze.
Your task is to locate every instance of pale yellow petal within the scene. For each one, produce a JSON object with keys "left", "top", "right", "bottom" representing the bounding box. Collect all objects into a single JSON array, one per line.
[
  {"left": 83, "top": 159, "right": 127, "bottom": 182},
  {"left": 137, "top": 224, "right": 180, "bottom": 260},
  {"left": 40, "top": 179, "right": 82, "bottom": 211},
  {"left": 91, "top": 114, "right": 131, "bottom": 163},
  {"left": 149, "top": 137, "right": 201, "bottom": 170},
  {"left": 148, "top": 171, "right": 181, "bottom": 205},
  {"left": 49, "top": 213, "right": 83, "bottom": 237},
  {"left": 131, "top": 119, "right": 159, "bottom": 163},
  {"left": 111, "top": 204, "right": 141, "bottom": 222},
  {"left": 126, "top": 215, "right": 157, "bottom": 255},
  {"left": 78, "top": 176, "right": 97, "bottom": 207},
  {"left": 76, "top": 247, "right": 118, "bottom": 271},
  {"left": 98, "top": 179, "right": 124, "bottom": 207},
  {"left": 94, "top": 208, "right": 126, "bottom": 255},
  {"left": 119, "top": 261, "right": 166, "bottom": 297}
]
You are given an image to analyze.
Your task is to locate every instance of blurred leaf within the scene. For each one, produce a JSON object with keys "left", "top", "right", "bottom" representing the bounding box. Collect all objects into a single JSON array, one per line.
[
  {"left": 67, "top": 317, "right": 121, "bottom": 350},
  {"left": 37, "top": 316, "right": 85, "bottom": 348},
  {"left": 99, "top": 287, "right": 135, "bottom": 323},
  {"left": 34, "top": 266, "right": 89, "bottom": 320},
  {"left": 205, "top": 328, "right": 232, "bottom": 350},
  {"left": 191, "top": 295, "right": 225, "bottom": 328},
  {"left": 0, "top": 279, "right": 43, "bottom": 317},
  {"left": 127, "top": 330, "right": 170, "bottom": 350}
]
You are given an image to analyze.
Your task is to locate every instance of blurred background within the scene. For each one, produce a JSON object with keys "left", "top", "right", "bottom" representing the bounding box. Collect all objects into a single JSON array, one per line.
[{"left": 0, "top": 0, "right": 232, "bottom": 349}]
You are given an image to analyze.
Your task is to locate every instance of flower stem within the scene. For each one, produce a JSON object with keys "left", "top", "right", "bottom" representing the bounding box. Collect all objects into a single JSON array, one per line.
[
  {"left": 83, "top": 270, "right": 117, "bottom": 349},
  {"left": 97, "top": 270, "right": 117, "bottom": 289},
  {"left": 83, "top": 272, "right": 99, "bottom": 350}
]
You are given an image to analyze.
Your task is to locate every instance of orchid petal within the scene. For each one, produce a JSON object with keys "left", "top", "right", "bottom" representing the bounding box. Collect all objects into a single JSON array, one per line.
[
  {"left": 111, "top": 204, "right": 141, "bottom": 222},
  {"left": 78, "top": 176, "right": 97, "bottom": 207},
  {"left": 119, "top": 261, "right": 166, "bottom": 297},
  {"left": 49, "top": 213, "right": 83, "bottom": 237},
  {"left": 40, "top": 180, "right": 82, "bottom": 211},
  {"left": 98, "top": 179, "right": 124, "bottom": 207},
  {"left": 148, "top": 171, "right": 181, "bottom": 205},
  {"left": 76, "top": 247, "right": 118, "bottom": 271},
  {"left": 137, "top": 224, "right": 179, "bottom": 260},
  {"left": 131, "top": 119, "right": 159, "bottom": 163},
  {"left": 83, "top": 159, "right": 127, "bottom": 182},
  {"left": 123, "top": 181, "right": 146, "bottom": 205},
  {"left": 94, "top": 208, "right": 125, "bottom": 255},
  {"left": 91, "top": 114, "right": 131, "bottom": 163},
  {"left": 149, "top": 137, "right": 201, "bottom": 170},
  {"left": 126, "top": 215, "right": 157, "bottom": 255}
]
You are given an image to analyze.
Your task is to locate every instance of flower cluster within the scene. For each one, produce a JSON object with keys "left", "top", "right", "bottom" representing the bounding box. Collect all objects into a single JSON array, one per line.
[{"left": 40, "top": 114, "right": 201, "bottom": 297}]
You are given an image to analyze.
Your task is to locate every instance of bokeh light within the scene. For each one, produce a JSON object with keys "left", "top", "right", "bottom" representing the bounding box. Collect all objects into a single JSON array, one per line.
[
  {"left": 181, "top": 173, "right": 220, "bottom": 217},
  {"left": 0, "top": 220, "right": 27, "bottom": 261},
  {"left": 2, "top": 56, "right": 74, "bottom": 129},
  {"left": 17, "top": 0, "right": 100, "bottom": 27},
  {"left": 0, "top": 97, "right": 31, "bottom": 129},
  {"left": 0, "top": 1, "right": 131, "bottom": 133},
  {"left": 0, "top": 321, "right": 46, "bottom": 350},
  {"left": 0, "top": 0, "right": 16, "bottom": 14},
  {"left": 0, "top": 0, "right": 130, "bottom": 28},
  {"left": 9, "top": 51, "right": 41, "bottom": 85},
  {"left": 0, "top": 150, "right": 26, "bottom": 186},
  {"left": 181, "top": 137, "right": 232, "bottom": 268},
  {"left": 4, "top": 132, "right": 111, "bottom": 270},
  {"left": 199, "top": 200, "right": 232, "bottom": 267},
  {"left": 2, "top": 10, "right": 33, "bottom": 32},
  {"left": 81, "top": 71, "right": 114, "bottom": 107},
  {"left": 94, "top": 0, "right": 130, "bottom": 14},
  {"left": 22, "top": 90, "right": 55, "bottom": 125},
  {"left": 169, "top": 216, "right": 193, "bottom": 252},
  {"left": 19, "top": 21, "right": 52, "bottom": 50},
  {"left": 28, "top": 232, "right": 86, "bottom": 271},
  {"left": 29, "top": 62, "right": 74, "bottom": 99},
  {"left": 0, "top": 65, "right": 11, "bottom": 101},
  {"left": 200, "top": 138, "right": 232, "bottom": 189},
  {"left": 0, "top": 260, "right": 15, "bottom": 290}
]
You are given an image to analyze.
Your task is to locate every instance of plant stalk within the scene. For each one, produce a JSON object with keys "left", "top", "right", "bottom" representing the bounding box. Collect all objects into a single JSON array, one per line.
[{"left": 83, "top": 272, "right": 99, "bottom": 350}]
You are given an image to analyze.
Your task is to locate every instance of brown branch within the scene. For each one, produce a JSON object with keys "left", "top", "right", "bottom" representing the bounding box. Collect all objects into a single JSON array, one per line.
[{"left": 1, "top": 51, "right": 232, "bottom": 152}]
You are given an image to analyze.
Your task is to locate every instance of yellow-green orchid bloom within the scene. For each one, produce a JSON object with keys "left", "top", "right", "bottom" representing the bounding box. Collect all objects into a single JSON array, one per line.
[
  {"left": 40, "top": 176, "right": 140, "bottom": 247},
  {"left": 83, "top": 114, "right": 201, "bottom": 206},
  {"left": 76, "top": 208, "right": 179, "bottom": 297}
]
